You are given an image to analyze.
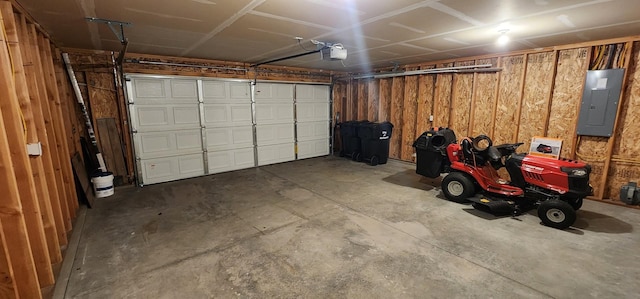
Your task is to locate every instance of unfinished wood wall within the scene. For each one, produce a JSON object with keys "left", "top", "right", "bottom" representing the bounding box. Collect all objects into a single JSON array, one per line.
[
  {"left": 334, "top": 37, "right": 640, "bottom": 207},
  {"left": 0, "top": 1, "right": 81, "bottom": 297}
]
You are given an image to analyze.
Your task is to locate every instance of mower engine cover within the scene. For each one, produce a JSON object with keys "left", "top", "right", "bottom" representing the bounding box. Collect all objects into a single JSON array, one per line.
[{"left": 414, "top": 127, "right": 457, "bottom": 178}]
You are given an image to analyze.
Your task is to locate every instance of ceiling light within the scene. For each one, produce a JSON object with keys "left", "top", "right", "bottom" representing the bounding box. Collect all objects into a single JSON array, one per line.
[{"left": 496, "top": 29, "right": 510, "bottom": 46}]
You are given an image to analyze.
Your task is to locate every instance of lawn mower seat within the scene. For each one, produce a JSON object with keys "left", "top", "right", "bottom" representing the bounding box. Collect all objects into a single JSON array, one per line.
[{"left": 461, "top": 139, "right": 476, "bottom": 165}]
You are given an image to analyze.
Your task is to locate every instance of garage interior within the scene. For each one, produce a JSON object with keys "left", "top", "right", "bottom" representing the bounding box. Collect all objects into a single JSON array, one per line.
[{"left": 0, "top": 0, "right": 640, "bottom": 298}]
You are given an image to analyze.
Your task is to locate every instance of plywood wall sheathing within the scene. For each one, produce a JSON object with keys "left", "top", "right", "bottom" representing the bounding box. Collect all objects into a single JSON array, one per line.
[
  {"left": 0, "top": 14, "right": 42, "bottom": 298},
  {"left": 517, "top": 52, "right": 556, "bottom": 152},
  {"left": 450, "top": 61, "right": 475, "bottom": 137},
  {"left": 16, "top": 15, "right": 67, "bottom": 246},
  {"left": 357, "top": 79, "right": 368, "bottom": 120},
  {"left": 401, "top": 68, "right": 419, "bottom": 161},
  {"left": 367, "top": 79, "right": 379, "bottom": 122},
  {"left": 389, "top": 77, "right": 404, "bottom": 159},
  {"left": 0, "top": 4, "right": 57, "bottom": 285},
  {"left": 493, "top": 55, "right": 525, "bottom": 145},
  {"left": 547, "top": 48, "right": 589, "bottom": 158},
  {"left": 433, "top": 63, "right": 453, "bottom": 128},
  {"left": 378, "top": 78, "right": 392, "bottom": 121},
  {"left": 416, "top": 74, "right": 435, "bottom": 137},
  {"left": 470, "top": 58, "right": 499, "bottom": 137}
]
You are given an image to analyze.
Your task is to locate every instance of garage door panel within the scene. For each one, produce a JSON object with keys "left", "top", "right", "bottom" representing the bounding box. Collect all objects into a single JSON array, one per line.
[
  {"left": 257, "top": 124, "right": 294, "bottom": 145},
  {"left": 297, "top": 102, "right": 329, "bottom": 122},
  {"left": 296, "top": 85, "right": 329, "bottom": 102},
  {"left": 202, "top": 81, "right": 251, "bottom": 103},
  {"left": 135, "top": 105, "right": 200, "bottom": 132},
  {"left": 297, "top": 121, "right": 329, "bottom": 141},
  {"left": 206, "top": 126, "right": 253, "bottom": 150},
  {"left": 258, "top": 143, "right": 295, "bottom": 166},
  {"left": 170, "top": 80, "right": 198, "bottom": 99},
  {"left": 136, "top": 129, "right": 203, "bottom": 159},
  {"left": 208, "top": 148, "right": 255, "bottom": 174},
  {"left": 256, "top": 103, "right": 293, "bottom": 124},
  {"left": 140, "top": 153, "right": 205, "bottom": 184},
  {"left": 255, "top": 83, "right": 293, "bottom": 101},
  {"left": 203, "top": 104, "right": 252, "bottom": 126},
  {"left": 133, "top": 78, "right": 166, "bottom": 99},
  {"left": 298, "top": 139, "right": 329, "bottom": 159}
]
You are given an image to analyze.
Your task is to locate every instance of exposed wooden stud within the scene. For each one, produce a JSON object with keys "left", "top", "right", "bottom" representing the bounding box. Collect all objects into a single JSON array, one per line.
[
  {"left": 0, "top": 219, "right": 18, "bottom": 298},
  {"left": 0, "top": 4, "right": 57, "bottom": 285},
  {"left": 16, "top": 15, "right": 67, "bottom": 245},
  {"left": 0, "top": 17, "right": 42, "bottom": 298},
  {"left": 39, "top": 35, "right": 79, "bottom": 216},
  {"left": 598, "top": 41, "right": 635, "bottom": 199},
  {"left": 27, "top": 22, "right": 72, "bottom": 232}
]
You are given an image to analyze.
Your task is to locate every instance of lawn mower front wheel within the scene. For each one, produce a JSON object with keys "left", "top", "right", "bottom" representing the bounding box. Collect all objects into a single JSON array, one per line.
[{"left": 537, "top": 199, "right": 576, "bottom": 229}]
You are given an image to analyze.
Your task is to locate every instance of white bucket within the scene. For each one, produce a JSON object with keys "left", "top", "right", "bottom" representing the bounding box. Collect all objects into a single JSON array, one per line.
[{"left": 91, "top": 172, "right": 114, "bottom": 198}]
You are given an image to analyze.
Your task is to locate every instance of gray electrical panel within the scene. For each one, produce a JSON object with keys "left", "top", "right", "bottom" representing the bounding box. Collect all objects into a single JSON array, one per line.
[{"left": 576, "top": 69, "right": 625, "bottom": 137}]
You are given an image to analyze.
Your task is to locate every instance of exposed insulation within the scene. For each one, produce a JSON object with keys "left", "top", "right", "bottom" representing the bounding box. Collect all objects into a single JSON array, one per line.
[
  {"left": 613, "top": 42, "right": 640, "bottom": 158},
  {"left": 401, "top": 69, "right": 419, "bottom": 161},
  {"left": 450, "top": 60, "right": 475, "bottom": 137},
  {"left": 389, "top": 77, "right": 405, "bottom": 159},
  {"left": 433, "top": 63, "right": 453, "bottom": 128},
  {"left": 378, "top": 78, "right": 392, "bottom": 121},
  {"left": 470, "top": 58, "right": 499, "bottom": 137},
  {"left": 493, "top": 55, "right": 525, "bottom": 145},
  {"left": 547, "top": 48, "right": 589, "bottom": 158},
  {"left": 367, "top": 79, "right": 379, "bottom": 122},
  {"left": 416, "top": 74, "right": 435, "bottom": 136},
  {"left": 605, "top": 162, "right": 640, "bottom": 202},
  {"left": 517, "top": 52, "right": 556, "bottom": 152},
  {"left": 357, "top": 79, "right": 368, "bottom": 120}
]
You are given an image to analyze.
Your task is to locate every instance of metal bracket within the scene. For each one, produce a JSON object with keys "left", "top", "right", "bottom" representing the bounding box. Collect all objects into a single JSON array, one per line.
[{"left": 86, "top": 17, "right": 131, "bottom": 44}]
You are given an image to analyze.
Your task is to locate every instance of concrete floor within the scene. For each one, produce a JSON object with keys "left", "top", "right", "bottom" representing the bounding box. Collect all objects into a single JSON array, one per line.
[{"left": 61, "top": 157, "right": 640, "bottom": 298}]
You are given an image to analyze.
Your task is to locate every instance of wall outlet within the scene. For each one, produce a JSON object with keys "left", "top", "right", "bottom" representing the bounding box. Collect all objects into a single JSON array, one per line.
[{"left": 27, "top": 142, "right": 42, "bottom": 156}]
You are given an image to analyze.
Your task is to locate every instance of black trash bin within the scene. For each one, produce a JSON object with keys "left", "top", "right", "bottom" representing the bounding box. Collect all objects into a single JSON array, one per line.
[
  {"left": 339, "top": 120, "right": 369, "bottom": 160},
  {"left": 413, "top": 127, "right": 457, "bottom": 178},
  {"left": 357, "top": 121, "right": 393, "bottom": 166}
]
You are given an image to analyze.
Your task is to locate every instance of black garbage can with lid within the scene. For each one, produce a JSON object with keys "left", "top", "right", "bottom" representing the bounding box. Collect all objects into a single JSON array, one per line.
[
  {"left": 413, "top": 127, "right": 457, "bottom": 178},
  {"left": 356, "top": 121, "right": 393, "bottom": 166},
  {"left": 339, "top": 120, "right": 369, "bottom": 160}
]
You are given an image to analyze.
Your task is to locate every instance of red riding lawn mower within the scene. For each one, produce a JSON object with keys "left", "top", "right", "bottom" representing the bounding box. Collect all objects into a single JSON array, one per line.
[{"left": 413, "top": 128, "right": 593, "bottom": 229}]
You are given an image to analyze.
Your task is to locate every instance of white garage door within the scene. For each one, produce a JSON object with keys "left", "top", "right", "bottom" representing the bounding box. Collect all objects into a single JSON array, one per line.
[
  {"left": 128, "top": 77, "right": 205, "bottom": 185},
  {"left": 255, "top": 83, "right": 295, "bottom": 166},
  {"left": 127, "top": 75, "right": 330, "bottom": 185},
  {"left": 296, "top": 85, "right": 330, "bottom": 159},
  {"left": 201, "top": 80, "right": 255, "bottom": 174}
]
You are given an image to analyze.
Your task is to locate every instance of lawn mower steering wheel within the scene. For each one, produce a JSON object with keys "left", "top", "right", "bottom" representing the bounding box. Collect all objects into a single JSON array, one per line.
[{"left": 472, "top": 135, "right": 492, "bottom": 152}]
